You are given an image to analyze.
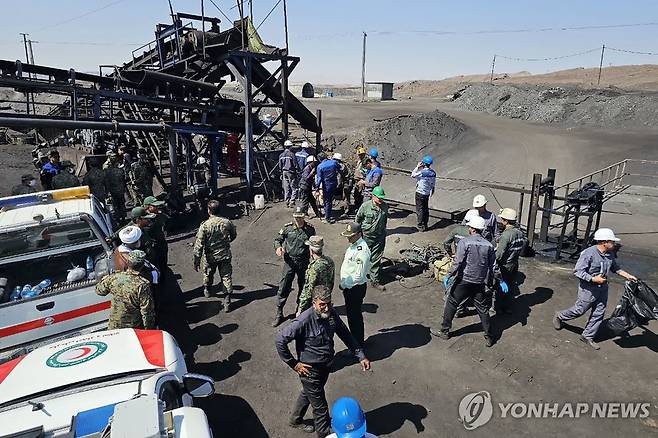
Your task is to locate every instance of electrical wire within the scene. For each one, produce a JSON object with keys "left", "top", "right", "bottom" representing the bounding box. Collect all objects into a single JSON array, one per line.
[
  {"left": 607, "top": 47, "right": 658, "bottom": 56},
  {"left": 496, "top": 47, "right": 600, "bottom": 62},
  {"left": 208, "top": 0, "right": 235, "bottom": 23},
  {"left": 36, "top": 0, "right": 128, "bottom": 32},
  {"left": 256, "top": 0, "right": 283, "bottom": 31}
]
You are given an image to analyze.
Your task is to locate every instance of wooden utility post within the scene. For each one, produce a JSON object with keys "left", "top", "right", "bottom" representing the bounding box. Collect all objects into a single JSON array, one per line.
[
  {"left": 597, "top": 44, "right": 605, "bottom": 86},
  {"left": 490, "top": 55, "right": 496, "bottom": 83},
  {"left": 283, "top": 0, "right": 289, "bottom": 53},
  {"left": 316, "top": 109, "right": 322, "bottom": 151},
  {"left": 361, "top": 32, "right": 367, "bottom": 102}
]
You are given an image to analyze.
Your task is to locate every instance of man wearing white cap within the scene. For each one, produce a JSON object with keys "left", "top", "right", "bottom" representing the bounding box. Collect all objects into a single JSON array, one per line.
[
  {"left": 279, "top": 140, "right": 298, "bottom": 207},
  {"left": 433, "top": 215, "right": 501, "bottom": 347},
  {"left": 297, "top": 155, "right": 322, "bottom": 218},
  {"left": 114, "top": 225, "right": 160, "bottom": 285},
  {"left": 554, "top": 228, "right": 637, "bottom": 350},
  {"left": 295, "top": 140, "right": 312, "bottom": 171},
  {"left": 466, "top": 194, "right": 500, "bottom": 243}
]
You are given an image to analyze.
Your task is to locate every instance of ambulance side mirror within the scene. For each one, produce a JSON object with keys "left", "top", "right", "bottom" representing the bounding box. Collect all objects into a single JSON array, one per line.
[{"left": 182, "top": 373, "right": 215, "bottom": 398}]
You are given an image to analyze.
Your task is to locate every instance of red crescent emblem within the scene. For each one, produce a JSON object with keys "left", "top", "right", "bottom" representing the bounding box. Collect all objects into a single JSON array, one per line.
[{"left": 68, "top": 346, "right": 93, "bottom": 360}]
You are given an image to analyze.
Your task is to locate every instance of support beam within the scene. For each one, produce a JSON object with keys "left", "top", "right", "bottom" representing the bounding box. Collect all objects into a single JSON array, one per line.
[
  {"left": 243, "top": 56, "right": 254, "bottom": 198},
  {"left": 0, "top": 117, "right": 169, "bottom": 132},
  {"left": 527, "top": 173, "right": 543, "bottom": 248},
  {"left": 539, "top": 168, "right": 556, "bottom": 242}
]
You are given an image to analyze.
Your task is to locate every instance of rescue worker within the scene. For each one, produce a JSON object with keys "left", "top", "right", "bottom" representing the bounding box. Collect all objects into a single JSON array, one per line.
[
  {"left": 355, "top": 186, "right": 388, "bottom": 291},
  {"left": 433, "top": 215, "right": 502, "bottom": 347},
  {"left": 129, "top": 149, "right": 154, "bottom": 206},
  {"left": 411, "top": 155, "right": 437, "bottom": 231},
  {"left": 51, "top": 160, "right": 80, "bottom": 189},
  {"left": 466, "top": 194, "right": 500, "bottom": 243},
  {"left": 11, "top": 174, "right": 37, "bottom": 195},
  {"left": 553, "top": 228, "right": 637, "bottom": 350},
  {"left": 368, "top": 148, "right": 381, "bottom": 168},
  {"left": 96, "top": 249, "right": 155, "bottom": 330},
  {"left": 297, "top": 155, "right": 322, "bottom": 219},
  {"left": 495, "top": 208, "right": 526, "bottom": 314},
  {"left": 226, "top": 133, "right": 241, "bottom": 175},
  {"left": 82, "top": 159, "right": 107, "bottom": 202},
  {"left": 295, "top": 141, "right": 311, "bottom": 173},
  {"left": 328, "top": 397, "right": 378, "bottom": 438},
  {"left": 104, "top": 152, "right": 127, "bottom": 222},
  {"left": 34, "top": 150, "right": 49, "bottom": 189},
  {"left": 360, "top": 159, "right": 384, "bottom": 201},
  {"left": 275, "top": 285, "right": 371, "bottom": 438},
  {"left": 443, "top": 210, "right": 479, "bottom": 255},
  {"left": 143, "top": 196, "right": 169, "bottom": 274},
  {"left": 40, "top": 150, "right": 61, "bottom": 190},
  {"left": 352, "top": 147, "right": 369, "bottom": 211},
  {"left": 193, "top": 200, "right": 237, "bottom": 311},
  {"left": 339, "top": 222, "right": 371, "bottom": 347},
  {"left": 297, "top": 236, "right": 335, "bottom": 314},
  {"left": 279, "top": 140, "right": 298, "bottom": 207},
  {"left": 272, "top": 207, "right": 317, "bottom": 327},
  {"left": 334, "top": 153, "right": 352, "bottom": 215},
  {"left": 315, "top": 154, "right": 340, "bottom": 223}
]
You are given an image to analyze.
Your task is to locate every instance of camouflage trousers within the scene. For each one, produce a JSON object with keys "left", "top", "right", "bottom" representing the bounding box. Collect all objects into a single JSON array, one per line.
[{"left": 203, "top": 257, "right": 233, "bottom": 296}]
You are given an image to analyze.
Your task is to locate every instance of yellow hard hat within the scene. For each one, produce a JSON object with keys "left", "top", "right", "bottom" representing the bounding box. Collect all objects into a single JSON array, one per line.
[{"left": 356, "top": 147, "right": 367, "bottom": 155}]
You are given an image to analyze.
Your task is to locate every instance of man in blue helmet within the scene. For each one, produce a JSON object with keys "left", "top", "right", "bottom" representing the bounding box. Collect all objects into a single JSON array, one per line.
[
  {"left": 327, "top": 397, "right": 378, "bottom": 438},
  {"left": 411, "top": 155, "right": 437, "bottom": 232}
]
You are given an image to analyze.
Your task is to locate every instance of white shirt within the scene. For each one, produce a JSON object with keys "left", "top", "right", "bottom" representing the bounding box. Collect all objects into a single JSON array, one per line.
[
  {"left": 340, "top": 238, "right": 371, "bottom": 289},
  {"left": 326, "top": 433, "right": 378, "bottom": 438}
]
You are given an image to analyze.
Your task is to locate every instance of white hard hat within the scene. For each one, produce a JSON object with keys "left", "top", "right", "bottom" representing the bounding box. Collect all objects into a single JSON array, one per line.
[
  {"left": 332, "top": 152, "right": 343, "bottom": 161},
  {"left": 473, "top": 194, "right": 487, "bottom": 208},
  {"left": 467, "top": 215, "right": 487, "bottom": 231},
  {"left": 119, "top": 225, "right": 142, "bottom": 244},
  {"left": 301, "top": 141, "right": 310, "bottom": 149},
  {"left": 196, "top": 157, "right": 207, "bottom": 165},
  {"left": 593, "top": 228, "right": 620, "bottom": 242},
  {"left": 284, "top": 140, "right": 293, "bottom": 147},
  {"left": 499, "top": 208, "right": 517, "bottom": 221},
  {"left": 306, "top": 155, "right": 317, "bottom": 163},
  {"left": 464, "top": 209, "right": 479, "bottom": 223}
]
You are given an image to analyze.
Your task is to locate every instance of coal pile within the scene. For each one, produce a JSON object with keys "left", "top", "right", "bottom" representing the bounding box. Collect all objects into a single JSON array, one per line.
[
  {"left": 326, "top": 110, "right": 469, "bottom": 167},
  {"left": 454, "top": 83, "right": 658, "bottom": 130}
]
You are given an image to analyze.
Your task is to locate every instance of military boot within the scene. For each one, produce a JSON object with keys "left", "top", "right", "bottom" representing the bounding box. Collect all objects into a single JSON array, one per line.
[
  {"left": 203, "top": 287, "right": 212, "bottom": 298},
  {"left": 223, "top": 294, "right": 232, "bottom": 313},
  {"left": 272, "top": 307, "right": 284, "bottom": 327}
]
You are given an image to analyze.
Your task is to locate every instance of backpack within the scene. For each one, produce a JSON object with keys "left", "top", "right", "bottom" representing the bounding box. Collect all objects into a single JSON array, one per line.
[{"left": 433, "top": 255, "right": 453, "bottom": 283}]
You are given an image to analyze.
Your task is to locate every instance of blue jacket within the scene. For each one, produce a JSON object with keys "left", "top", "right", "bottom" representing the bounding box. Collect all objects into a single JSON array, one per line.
[
  {"left": 42, "top": 162, "right": 61, "bottom": 175},
  {"left": 295, "top": 149, "right": 309, "bottom": 172},
  {"left": 316, "top": 159, "right": 339, "bottom": 187},
  {"left": 411, "top": 166, "right": 436, "bottom": 196}
]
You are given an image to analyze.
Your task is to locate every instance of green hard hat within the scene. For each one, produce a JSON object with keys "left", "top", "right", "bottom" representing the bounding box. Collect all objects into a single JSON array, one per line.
[{"left": 372, "top": 186, "right": 386, "bottom": 200}]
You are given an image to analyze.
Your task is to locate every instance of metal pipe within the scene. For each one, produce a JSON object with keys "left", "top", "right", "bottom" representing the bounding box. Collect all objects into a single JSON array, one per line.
[{"left": 0, "top": 117, "right": 169, "bottom": 132}]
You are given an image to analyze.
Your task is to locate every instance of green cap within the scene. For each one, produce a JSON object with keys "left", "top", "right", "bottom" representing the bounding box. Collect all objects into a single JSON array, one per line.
[
  {"left": 131, "top": 206, "right": 156, "bottom": 220},
  {"left": 143, "top": 196, "right": 165, "bottom": 207},
  {"left": 372, "top": 186, "right": 386, "bottom": 200}
]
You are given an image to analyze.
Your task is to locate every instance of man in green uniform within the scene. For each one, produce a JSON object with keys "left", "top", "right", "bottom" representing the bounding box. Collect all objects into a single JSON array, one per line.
[
  {"left": 272, "top": 207, "right": 316, "bottom": 327},
  {"left": 352, "top": 147, "right": 369, "bottom": 211},
  {"left": 297, "top": 236, "right": 335, "bottom": 315},
  {"left": 143, "top": 196, "right": 169, "bottom": 274},
  {"left": 96, "top": 250, "right": 155, "bottom": 329},
  {"left": 51, "top": 160, "right": 80, "bottom": 189},
  {"left": 11, "top": 174, "right": 37, "bottom": 195},
  {"left": 443, "top": 210, "right": 479, "bottom": 256},
  {"left": 355, "top": 186, "right": 388, "bottom": 291},
  {"left": 495, "top": 207, "right": 526, "bottom": 314},
  {"left": 104, "top": 152, "right": 127, "bottom": 222},
  {"left": 82, "top": 159, "right": 107, "bottom": 202},
  {"left": 194, "top": 200, "right": 237, "bottom": 311},
  {"left": 129, "top": 149, "right": 154, "bottom": 206},
  {"left": 109, "top": 207, "right": 157, "bottom": 264}
]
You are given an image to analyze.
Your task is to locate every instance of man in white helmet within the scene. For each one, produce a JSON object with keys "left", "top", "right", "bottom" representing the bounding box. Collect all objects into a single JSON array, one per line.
[
  {"left": 465, "top": 194, "right": 500, "bottom": 243},
  {"left": 297, "top": 155, "right": 322, "bottom": 218},
  {"left": 279, "top": 140, "right": 298, "bottom": 207},
  {"left": 295, "top": 140, "right": 312, "bottom": 171},
  {"left": 554, "top": 228, "right": 637, "bottom": 350},
  {"left": 494, "top": 208, "right": 526, "bottom": 314},
  {"left": 433, "top": 215, "right": 502, "bottom": 347}
]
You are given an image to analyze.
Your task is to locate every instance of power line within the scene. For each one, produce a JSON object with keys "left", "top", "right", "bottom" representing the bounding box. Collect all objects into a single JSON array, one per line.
[
  {"left": 607, "top": 47, "right": 658, "bottom": 56},
  {"left": 256, "top": 0, "right": 282, "bottom": 31},
  {"left": 36, "top": 0, "right": 128, "bottom": 32},
  {"left": 208, "top": 0, "right": 234, "bottom": 23},
  {"left": 497, "top": 47, "right": 601, "bottom": 62}
]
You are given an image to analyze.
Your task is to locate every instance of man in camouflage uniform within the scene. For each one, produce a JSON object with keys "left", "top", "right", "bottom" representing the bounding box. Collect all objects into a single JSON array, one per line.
[
  {"left": 96, "top": 250, "right": 155, "bottom": 329},
  {"left": 356, "top": 186, "right": 389, "bottom": 291},
  {"left": 143, "top": 196, "right": 169, "bottom": 274},
  {"left": 109, "top": 207, "right": 157, "bottom": 263},
  {"left": 11, "top": 174, "right": 37, "bottom": 195},
  {"left": 297, "top": 235, "right": 335, "bottom": 315},
  {"left": 129, "top": 149, "right": 154, "bottom": 206},
  {"left": 82, "top": 159, "right": 107, "bottom": 202},
  {"left": 51, "top": 160, "right": 80, "bottom": 189},
  {"left": 194, "top": 200, "right": 237, "bottom": 311},
  {"left": 272, "top": 207, "right": 316, "bottom": 327},
  {"left": 104, "top": 152, "right": 127, "bottom": 222},
  {"left": 352, "top": 147, "right": 369, "bottom": 210}
]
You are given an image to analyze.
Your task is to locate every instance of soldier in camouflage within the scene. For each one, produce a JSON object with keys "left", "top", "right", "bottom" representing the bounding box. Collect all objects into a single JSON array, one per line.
[
  {"left": 194, "top": 200, "right": 237, "bottom": 311},
  {"left": 297, "top": 235, "right": 335, "bottom": 315},
  {"left": 96, "top": 250, "right": 155, "bottom": 329},
  {"left": 51, "top": 160, "right": 80, "bottom": 189},
  {"left": 272, "top": 207, "right": 316, "bottom": 327},
  {"left": 143, "top": 196, "right": 169, "bottom": 274},
  {"left": 355, "top": 186, "right": 389, "bottom": 291},
  {"left": 129, "top": 149, "right": 154, "bottom": 206},
  {"left": 82, "top": 159, "right": 107, "bottom": 202},
  {"left": 104, "top": 152, "right": 127, "bottom": 222},
  {"left": 11, "top": 174, "right": 37, "bottom": 195}
]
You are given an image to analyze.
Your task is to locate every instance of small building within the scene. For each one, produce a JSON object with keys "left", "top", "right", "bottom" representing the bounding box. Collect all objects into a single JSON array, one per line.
[{"left": 366, "top": 82, "right": 394, "bottom": 100}]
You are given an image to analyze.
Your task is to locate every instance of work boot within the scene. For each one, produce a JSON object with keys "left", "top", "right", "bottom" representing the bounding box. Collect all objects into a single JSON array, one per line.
[
  {"left": 371, "top": 281, "right": 386, "bottom": 291},
  {"left": 553, "top": 313, "right": 563, "bottom": 330},
  {"left": 455, "top": 307, "right": 469, "bottom": 318},
  {"left": 580, "top": 336, "right": 600, "bottom": 350},
  {"left": 223, "top": 295, "right": 232, "bottom": 313},
  {"left": 430, "top": 327, "right": 450, "bottom": 340},
  {"left": 203, "top": 287, "right": 211, "bottom": 298},
  {"left": 288, "top": 420, "right": 314, "bottom": 434},
  {"left": 484, "top": 335, "right": 495, "bottom": 348},
  {"left": 272, "top": 308, "right": 284, "bottom": 327}
]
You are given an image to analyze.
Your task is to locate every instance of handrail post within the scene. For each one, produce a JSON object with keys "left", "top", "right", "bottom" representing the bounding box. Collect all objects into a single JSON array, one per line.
[
  {"left": 539, "top": 168, "right": 556, "bottom": 242},
  {"left": 526, "top": 173, "right": 542, "bottom": 248}
]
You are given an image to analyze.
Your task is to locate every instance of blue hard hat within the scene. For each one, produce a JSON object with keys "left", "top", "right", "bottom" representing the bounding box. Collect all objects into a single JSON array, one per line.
[
  {"left": 369, "top": 148, "right": 378, "bottom": 158},
  {"left": 422, "top": 155, "right": 433, "bottom": 165},
  {"left": 331, "top": 397, "right": 367, "bottom": 438}
]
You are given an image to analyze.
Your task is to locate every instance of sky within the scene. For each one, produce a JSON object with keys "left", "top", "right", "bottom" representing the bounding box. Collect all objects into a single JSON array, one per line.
[{"left": 1, "top": 0, "right": 658, "bottom": 84}]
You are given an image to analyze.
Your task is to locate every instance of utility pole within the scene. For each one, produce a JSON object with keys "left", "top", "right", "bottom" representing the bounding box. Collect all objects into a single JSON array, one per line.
[
  {"left": 201, "top": 0, "right": 206, "bottom": 58},
  {"left": 27, "top": 39, "right": 35, "bottom": 65},
  {"left": 490, "top": 55, "right": 496, "bottom": 83},
  {"left": 20, "top": 33, "right": 30, "bottom": 64},
  {"left": 597, "top": 44, "right": 605, "bottom": 86},
  {"left": 19, "top": 33, "right": 33, "bottom": 114},
  {"left": 237, "top": 0, "right": 245, "bottom": 50},
  {"left": 283, "top": 0, "right": 289, "bottom": 54},
  {"left": 361, "top": 32, "right": 367, "bottom": 102}
]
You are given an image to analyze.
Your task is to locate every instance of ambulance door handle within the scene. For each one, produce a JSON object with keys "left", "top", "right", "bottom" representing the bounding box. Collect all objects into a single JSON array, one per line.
[{"left": 36, "top": 302, "right": 55, "bottom": 311}]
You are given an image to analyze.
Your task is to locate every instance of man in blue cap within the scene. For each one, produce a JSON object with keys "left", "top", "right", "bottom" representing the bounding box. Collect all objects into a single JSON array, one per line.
[
  {"left": 327, "top": 397, "right": 378, "bottom": 438},
  {"left": 411, "top": 155, "right": 437, "bottom": 232}
]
